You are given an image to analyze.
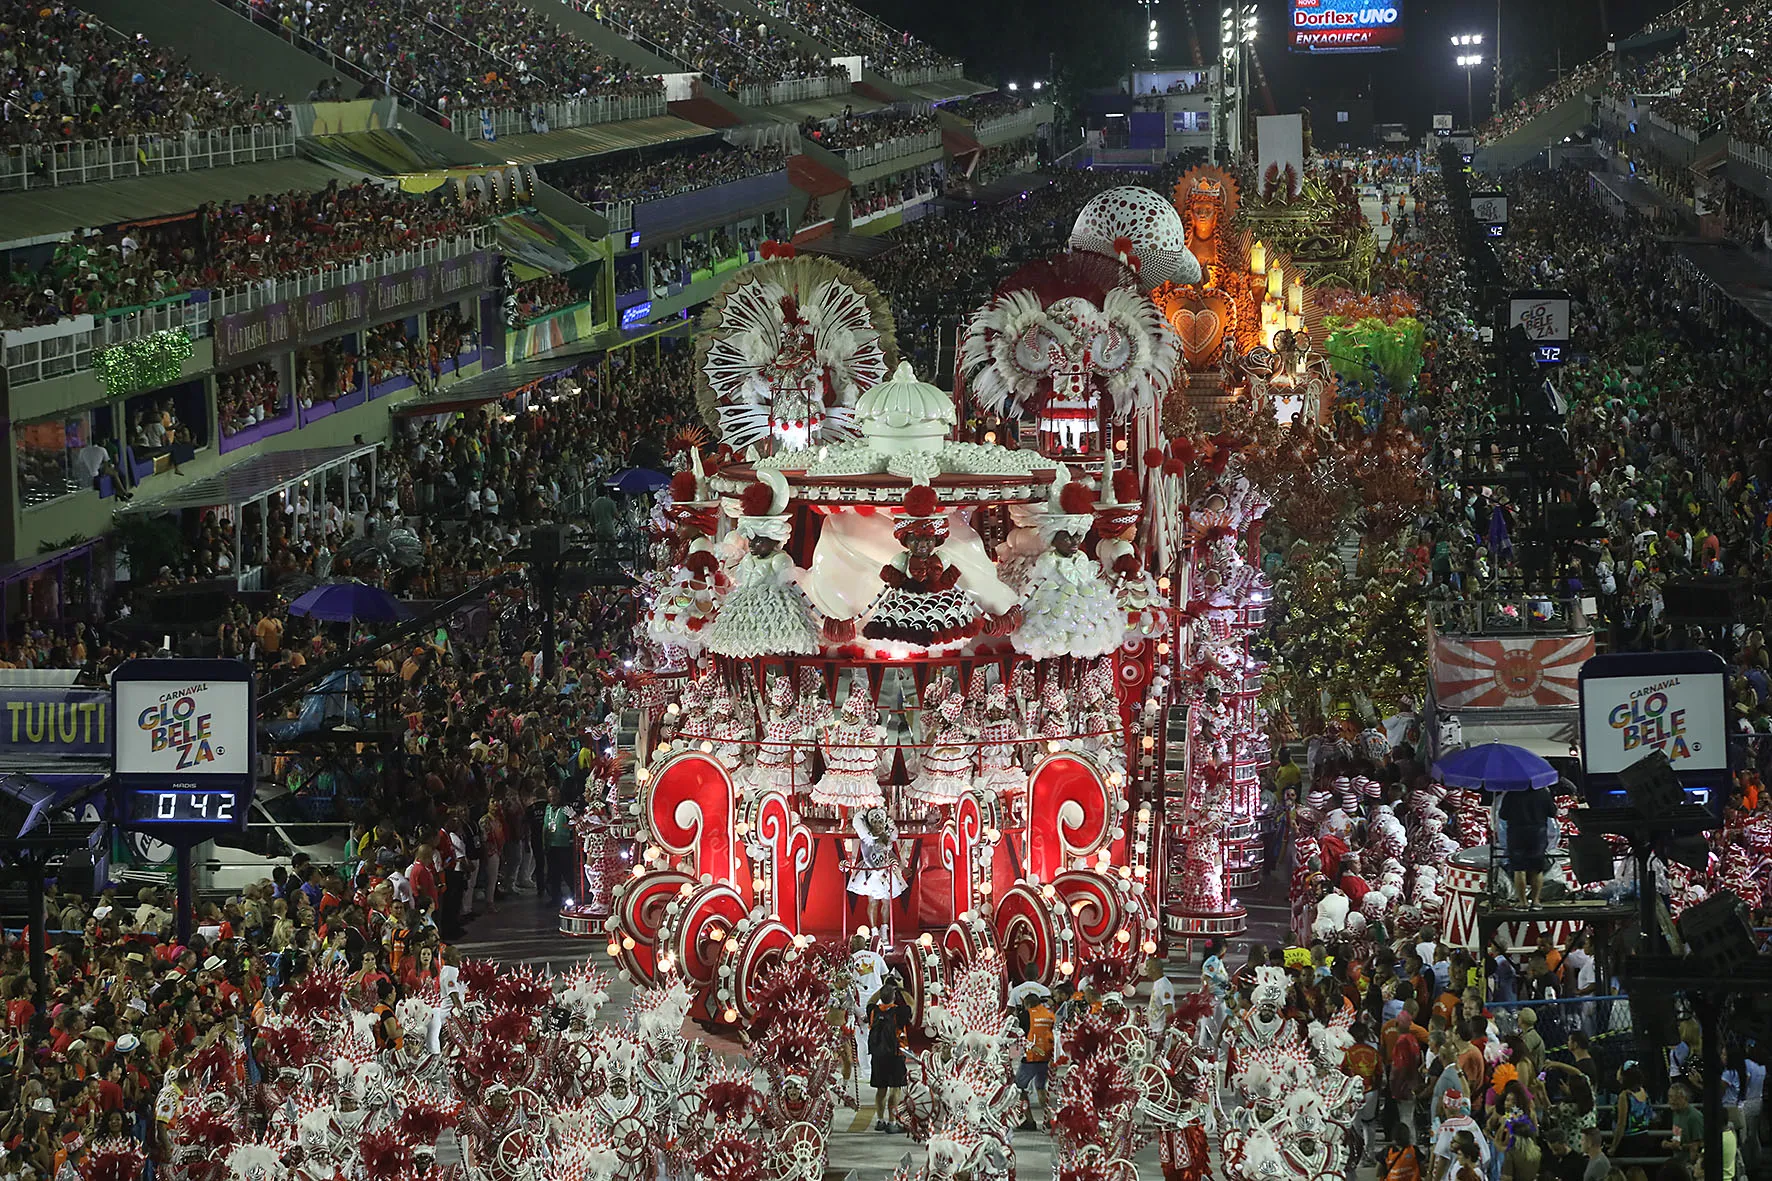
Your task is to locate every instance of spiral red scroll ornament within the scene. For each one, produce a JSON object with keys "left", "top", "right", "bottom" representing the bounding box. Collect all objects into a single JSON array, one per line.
[
  {"left": 610, "top": 869, "right": 693, "bottom": 986},
  {"left": 1026, "top": 753, "right": 1116, "bottom": 883},
  {"left": 645, "top": 752, "right": 736, "bottom": 883}
]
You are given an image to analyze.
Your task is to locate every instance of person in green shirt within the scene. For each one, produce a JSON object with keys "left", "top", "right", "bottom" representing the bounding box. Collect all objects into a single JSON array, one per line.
[
  {"left": 541, "top": 785, "right": 576, "bottom": 905},
  {"left": 1660, "top": 1083, "right": 1703, "bottom": 1166}
]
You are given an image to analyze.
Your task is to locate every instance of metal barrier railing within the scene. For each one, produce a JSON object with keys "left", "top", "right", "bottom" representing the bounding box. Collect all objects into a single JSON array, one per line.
[
  {"left": 974, "top": 107, "right": 1046, "bottom": 140},
  {"left": 0, "top": 123, "right": 296, "bottom": 192},
  {"left": 4, "top": 298, "right": 213, "bottom": 388},
  {"left": 737, "top": 74, "right": 850, "bottom": 108},
  {"left": 1731, "top": 138, "right": 1772, "bottom": 178},
  {"left": 597, "top": 202, "right": 636, "bottom": 234},
  {"left": 458, "top": 92, "right": 667, "bottom": 143},
  {"left": 212, "top": 228, "right": 494, "bottom": 318},
  {"left": 1426, "top": 593, "right": 1594, "bottom": 636},
  {"left": 842, "top": 128, "right": 942, "bottom": 169},
  {"left": 4, "top": 228, "right": 492, "bottom": 386},
  {"left": 887, "top": 64, "right": 963, "bottom": 87}
]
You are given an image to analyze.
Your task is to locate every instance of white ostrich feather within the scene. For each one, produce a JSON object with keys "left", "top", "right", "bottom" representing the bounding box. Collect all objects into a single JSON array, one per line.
[{"left": 226, "top": 1142, "right": 282, "bottom": 1181}]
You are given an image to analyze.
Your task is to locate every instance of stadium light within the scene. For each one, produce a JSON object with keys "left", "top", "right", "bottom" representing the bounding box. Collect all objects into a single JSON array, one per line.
[
  {"left": 1007, "top": 81, "right": 1019, "bottom": 91},
  {"left": 1032, "top": 80, "right": 1043, "bottom": 91},
  {"left": 1454, "top": 39, "right": 1486, "bottom": 128}
]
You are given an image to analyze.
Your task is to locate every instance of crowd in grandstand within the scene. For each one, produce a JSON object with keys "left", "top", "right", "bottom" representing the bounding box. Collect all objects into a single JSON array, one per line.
[
  {"left": 584, "top": 0, "right": 845, "bottom": 87},
  {"left": 755, "top": 0, "right": 956, "bottom": 74},
  {"left": 803, "top": 107, "right": 939, "bottom": 153},
  {"left": 0, "top": 182, "right": 498, "bottom": 330},
  {"left": 939, "top": 93, "right": 1032, "bottom": 124},
  {"left": 234, "top": 0, "right": 661, "bottom": 114},
  {"left": 0, "top": 0, "right": 288, "bottom": 150},
  {"left": 541, "top": 141, "right": 789, "bottom": 207},
  {"left": 216, "top": 362, "right": 290, "bottom": 438}
]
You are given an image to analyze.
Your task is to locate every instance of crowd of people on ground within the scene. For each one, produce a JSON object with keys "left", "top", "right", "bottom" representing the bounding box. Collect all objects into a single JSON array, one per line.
[
  {"left": 541, "top": 141, "right": 789, "bottom": 207},
  {"left": 0, "top": 181, "right": 499, "bottom": 330},
  {"left": 802, "top": 107, "right": 939, "bottom": 154},
  {"left": 755, "top": 0, "right": 957, "bottom": 74},
  {"left": 235, "top": 0, "right": 661, "bottom": 115},
  {"left": 582, "top": 0, "right": 845, "bottom": 87},
  {"left": 0, "top": 0, "right": 287, "bottom": 155}
]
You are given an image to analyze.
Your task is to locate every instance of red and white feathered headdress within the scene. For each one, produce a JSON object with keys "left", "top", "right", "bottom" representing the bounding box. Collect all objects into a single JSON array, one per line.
[{"left": 961, "top": 254, "right": 1179, "bottom": 422}]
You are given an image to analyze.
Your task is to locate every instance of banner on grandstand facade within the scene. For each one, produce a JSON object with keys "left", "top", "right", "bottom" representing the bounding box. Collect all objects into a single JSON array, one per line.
[
  {"left": 1429, "top": 629, "right": 1595, "bottom": 710},
  {"left": 0, "top": 687, "right": 112, "bottom": 761},
  {"left": 216, "top": 252, "right": 495, "bottom": 364}
]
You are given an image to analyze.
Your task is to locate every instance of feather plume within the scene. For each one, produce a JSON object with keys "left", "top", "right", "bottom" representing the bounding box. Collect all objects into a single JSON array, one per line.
[{"left": 357, "top": 1130, "right": 412, "bottom": 1181}]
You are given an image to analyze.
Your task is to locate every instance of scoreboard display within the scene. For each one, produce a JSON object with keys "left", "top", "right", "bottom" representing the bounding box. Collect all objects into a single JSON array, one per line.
[{"left": 1289, "top": 0, "right": 1405, "bottom": 53}]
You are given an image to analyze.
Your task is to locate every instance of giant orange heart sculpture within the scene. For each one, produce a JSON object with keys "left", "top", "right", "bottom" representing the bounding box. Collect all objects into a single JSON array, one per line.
[{"left": 1156, "top": 286, "right": 1234, "bottom": 370}]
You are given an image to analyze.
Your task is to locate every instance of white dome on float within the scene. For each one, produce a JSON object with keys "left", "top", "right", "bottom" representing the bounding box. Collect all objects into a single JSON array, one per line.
[
  {"left": 854, "top": 361, "right": 957, "bottom": 455},
  {"left": 1069, "top": 186, "right": 1202, "bottom": 290}
]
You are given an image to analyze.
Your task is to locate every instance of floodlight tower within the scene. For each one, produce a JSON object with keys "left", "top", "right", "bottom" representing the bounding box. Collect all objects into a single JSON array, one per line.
[{"left": 1452, "top": 33, "right": 1485, "bottom": 129}]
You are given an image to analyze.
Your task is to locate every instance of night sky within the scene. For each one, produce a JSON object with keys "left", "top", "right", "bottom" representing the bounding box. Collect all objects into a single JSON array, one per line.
[{"left": 863, "top": 0, "right": 1680, "bottom": 132}]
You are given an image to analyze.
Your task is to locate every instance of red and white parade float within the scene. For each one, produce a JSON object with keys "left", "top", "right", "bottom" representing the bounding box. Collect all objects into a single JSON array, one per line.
[{"left": 161, "top": 178, "right": 1372, "bottom": 1181}]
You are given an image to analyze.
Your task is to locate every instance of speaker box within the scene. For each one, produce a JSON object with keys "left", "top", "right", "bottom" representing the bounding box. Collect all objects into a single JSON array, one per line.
[
  {"left": 530, "top": 523, "right": 566, "bottom": 565},
  {"left": 1568, "top": 833, "right": 1614, "bottom": 884},
  {"left": 1660, "top": 576, "right": 1748, "bottom": 625}
]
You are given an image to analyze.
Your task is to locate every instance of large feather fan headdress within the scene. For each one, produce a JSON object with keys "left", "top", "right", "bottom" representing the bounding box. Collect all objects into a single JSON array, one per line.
[
  {"left": 696, "top": 257, "right": 898, "bottom": 451},
  {"left": 961, "top": 252, "right": 1178, "bottom": 422}
]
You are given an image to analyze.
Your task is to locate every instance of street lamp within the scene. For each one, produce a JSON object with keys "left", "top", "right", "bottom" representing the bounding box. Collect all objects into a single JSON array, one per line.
[{"left": 1452, "top": 34, "right": 1485, "bottom": 128}]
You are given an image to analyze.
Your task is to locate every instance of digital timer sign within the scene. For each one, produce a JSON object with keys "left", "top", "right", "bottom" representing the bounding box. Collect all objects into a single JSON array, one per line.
[
  {"left": 1289, "top": 0, "right": 1405, "bottom": 53},
  {"left": 127, "top": 790, "right": 241, "bottom": 824},
  {"left": 111, "top": 659, "right": 254, "bottom": 830}
]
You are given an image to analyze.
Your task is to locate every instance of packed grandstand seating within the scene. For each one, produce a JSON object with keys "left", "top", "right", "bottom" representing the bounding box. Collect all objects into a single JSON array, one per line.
[
  {"left": 803, "top": 107, "right": 939, "bottom": 152},
  {"left": 755, "top": 0, "right": 957, "bottom": 73},
  {"left": 216, "top": 362, "right": 291, "bottom": 438},
  {"left": 231, "top": 0, "right": 661, "bottom": 113},
  {"left": 540, "top": 141, "right": 791, "bottom": 205},
  {"left": 0, "top": 182, "right": 498, "bottom": 330},
  {"left": 581, "top": 0, "right": 846, "bottom": 86},
  {"left": 940, "top": 93, "right": 1033, "bottom": 124},
  {"left": 0, "top": 0, "right": 288, "bottom": 149}
]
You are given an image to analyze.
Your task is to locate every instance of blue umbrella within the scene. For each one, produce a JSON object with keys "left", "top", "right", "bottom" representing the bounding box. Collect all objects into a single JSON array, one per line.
[
  {"left": 605, "top": 468, "right": 670, "bottom": 494},
  {"left": 1432, "top": 742, "right": 1559, "bottom": 792},
  {"left": 287, "top": 582, "right": 410, "bottom": 623}
]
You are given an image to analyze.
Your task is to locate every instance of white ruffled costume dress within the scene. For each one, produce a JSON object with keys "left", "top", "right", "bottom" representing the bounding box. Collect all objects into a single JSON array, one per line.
[
  {"left": 910, "top": 711, "right": 974, "bottom": 805},
  {"left": 646, "top": 538, "right": 718, "bottom": 654},
  {"left": 1011, "top": 549, "right": 1128, "bottom": 659},
  {"left": 813, "top": 716, "right": 887, "bottom": 808},
  {"left": 847, "top": 814, "right": 908, "bottom": 900},
  {"left": 704, "top": 549, "right": 822, "bottom": 657}
]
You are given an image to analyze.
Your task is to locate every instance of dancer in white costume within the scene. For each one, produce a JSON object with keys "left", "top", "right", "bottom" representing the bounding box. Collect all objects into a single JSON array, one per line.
[
  {"left": 704, "top": 470, "right": 822, "bottom": 657},
  {"left": 813, "top": 683, "right": 887, "bottom": 808},
  {"left": 645, "top": 459, "right": 721, "bottom": 657},
  {"left": 976, "top": 684, "right": 1025, "bottom": 799},
  {"left": 910, "top": 695, "right": 975, "bottom": 806},
  {"left": 1092, "top": 449, "right": 1165, "bottom": 636},
  {"left": 747, "top": 677, "right": 806, "bottom": 794},
  {"left": 846, "top": 805, "right": 908, "bottom": 934},
  {"left": 1011, "top": 475, "right": 1126, "bottom": 661}
]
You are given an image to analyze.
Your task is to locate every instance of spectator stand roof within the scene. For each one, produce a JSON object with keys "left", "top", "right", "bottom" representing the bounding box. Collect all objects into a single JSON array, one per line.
[
  {"left": 1674, "top": 240, "right": 1772, "bottom": 330},
  {"left": 489, "top": 117, "right": 718, "bottom": 167},
  {"left": 116, "top": 442, "right": 380, "bottom": 516},
  {"left": 761, "top": 94, "right": 885, "bottom": 123},
  {"left": 905, "top": 78, "right": 994, "bottom": 103},
  {"left": 0, "top": 158, "right": 350, "bottom": 245},
  {"left": 492, "top": 210, "right": 605, "bottom": 281},
  {"left": 389, "top": 345, "right": 606, "bottom": 417}
]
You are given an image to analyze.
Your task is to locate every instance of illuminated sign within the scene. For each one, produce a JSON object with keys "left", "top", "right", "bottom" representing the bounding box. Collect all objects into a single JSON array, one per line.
[
  {"left": 1533, "top": 344, "right": 1563, "bottom": 364},
  {"left": 1508, "top": 290, "right": 1572, "bottom": 346},
  {"left": 620, "top": 302, "right": 653, "bottom": 329},
  {"left": 1289, "top": 0, "right": 1405, "bottom": 53},
  {"left": 1579, "top": 652, "right": 1728, "bottom": 778},
  {"left": 111, "top": 659, "right": 255, "bottom": 830}
]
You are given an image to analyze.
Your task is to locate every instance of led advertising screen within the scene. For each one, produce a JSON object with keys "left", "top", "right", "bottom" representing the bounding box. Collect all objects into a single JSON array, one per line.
[{"left": 1289, "top": 0, "right": 1405, "bottom": 53}]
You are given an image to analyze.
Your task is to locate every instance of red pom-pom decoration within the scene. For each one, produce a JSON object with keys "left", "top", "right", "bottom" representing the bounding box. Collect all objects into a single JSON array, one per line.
[
  {"left": 1112, "top": 468, "right": 1140, "bottom": 503},
  {"left": 902, "top": 485, "right": 940, "bottom": 517},
  {"left": 1171, "top": 439, "right": 1196, "bottom": 467},
  {"left": 1162, "top": 459, "right": 1185, "bottom": 477},
  {"left": 739, "top": 483, "right": 775, "bottom": 516},
  {"left": 1058, "top": 483, "right": 1096, "bottom": 514},
  {"left": 669, "top": 471, "right": 698, "bottom": 502},
  {"left": 1142, "top": 447, "right": 1166, "bottom": 469}
]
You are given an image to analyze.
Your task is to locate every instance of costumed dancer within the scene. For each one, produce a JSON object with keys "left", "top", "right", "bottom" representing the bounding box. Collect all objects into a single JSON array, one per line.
[
  {"left": 748, "top": 677, "right": 806, "bottom": 795},
  {"left": 847, "top": 805, "right": 908, "bottom": 942},
  {"left": 910, "top": 695, "right": 975, "bottom": 806},
  {"left": 704, "top": 470, "right": 823, "bottom": 657},
  {"left": 862, "top": 486, "right": 981, "bottom": 650},
  {"left": 1011, "top": 473, "right": 1126, "bottom": 660},
  {"left": 646, "top": 458, "right": 721, "bottom": 659},
  {"left": 976, "top": 684, "right": 1025, "bottom": 800},
  {"left": 812, "top": 683, "right": 887, "bottom": 809},
  {"left": 1095, "top": 449, "right": 1164, "bottom": 636}
]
